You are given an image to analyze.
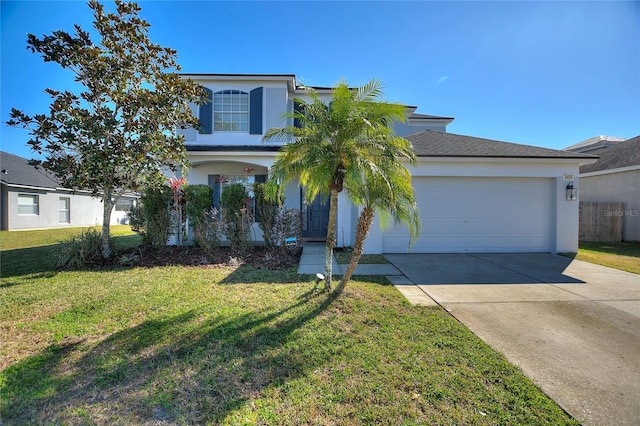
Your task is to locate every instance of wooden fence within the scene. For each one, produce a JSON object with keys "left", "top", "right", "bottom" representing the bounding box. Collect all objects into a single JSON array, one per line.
[{"left": 579, "top": 201, "right": 624, "bottom": 242}]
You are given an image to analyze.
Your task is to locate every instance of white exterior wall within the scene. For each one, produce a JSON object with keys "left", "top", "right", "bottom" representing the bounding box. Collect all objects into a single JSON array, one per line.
[
  {"left": 363, "top": 158, "right": 583, "bottom": 254},
  {"left": 179, "top": 79, "right": 294, "bottom": 147},
  {"left": 336, "top": 191, "right": 354, "bottom": 248},
  {"left": 3, "top": 187, "right": 134, "bottom": 230}
]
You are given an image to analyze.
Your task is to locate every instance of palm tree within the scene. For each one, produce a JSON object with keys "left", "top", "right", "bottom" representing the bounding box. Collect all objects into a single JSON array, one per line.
[
  {"left": 339, "top": 161, "right": 420, "bottom": 289},
  {"left": 263, "top": 79, "right": 414, "bottom": 291}
]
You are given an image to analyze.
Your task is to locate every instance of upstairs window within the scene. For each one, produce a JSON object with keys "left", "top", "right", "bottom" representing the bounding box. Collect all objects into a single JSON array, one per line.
[{"left": 213, "top": 90, "right": 249, "bottom": 132}]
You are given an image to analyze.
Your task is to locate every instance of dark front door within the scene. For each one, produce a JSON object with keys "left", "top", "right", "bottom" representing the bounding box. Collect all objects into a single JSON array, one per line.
[{"left": 304, "top": 195, "right": 330, "bottom": 238}]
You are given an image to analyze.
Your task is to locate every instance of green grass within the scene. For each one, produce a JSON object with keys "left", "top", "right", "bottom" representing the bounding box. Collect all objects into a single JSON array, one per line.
[
  {"left": 0, "top": 225, "right": 138, "bottom": 250},
  {"left": 334, "top": 248, "right": 390, "bottom": 265},
  {"left": 574, "top": 241, "right": 640, "bottom": 274},
  {"left": 0, "top": 229, "right": 578, "bottom": 425}
]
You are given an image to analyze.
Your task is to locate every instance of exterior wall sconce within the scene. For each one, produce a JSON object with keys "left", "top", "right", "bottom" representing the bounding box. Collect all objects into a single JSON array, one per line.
[{"left": 566, "top": 182, "right": 577, "bottom": 201}]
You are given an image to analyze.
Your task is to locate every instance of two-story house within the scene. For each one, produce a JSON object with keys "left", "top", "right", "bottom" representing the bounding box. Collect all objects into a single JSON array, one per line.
[{"left": 178, "top": 73, "right": 596, "bottom": 254}]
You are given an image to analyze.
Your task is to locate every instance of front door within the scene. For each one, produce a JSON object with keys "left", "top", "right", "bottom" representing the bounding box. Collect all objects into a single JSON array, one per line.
[{"left": 303, "top": 195, "right": 330, "bottom": 238}]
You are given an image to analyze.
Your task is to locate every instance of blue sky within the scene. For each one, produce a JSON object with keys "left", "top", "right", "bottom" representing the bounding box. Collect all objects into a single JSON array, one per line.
[{"left": 2, "top": 0, "right": 639, "bottom": 159}]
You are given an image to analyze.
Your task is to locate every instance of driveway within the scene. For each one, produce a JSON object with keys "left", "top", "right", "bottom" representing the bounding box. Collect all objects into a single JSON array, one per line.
[{"left": 385, "top": 253, "right": 640, "bottom": 426}]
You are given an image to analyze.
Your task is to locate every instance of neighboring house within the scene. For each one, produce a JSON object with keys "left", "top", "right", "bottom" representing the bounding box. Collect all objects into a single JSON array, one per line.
[
  {"left": 178, "top": 73, "right": 596, "bottom": 254},
  {"left": 0, "top": 151, "right": 138, "bottom": 231},
  {"left": 565, "top": 135, "right": 640, "bottom": 241}
]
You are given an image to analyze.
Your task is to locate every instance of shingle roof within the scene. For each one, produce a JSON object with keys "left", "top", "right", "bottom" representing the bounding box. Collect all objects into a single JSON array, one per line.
[
  {"left": 406, "top": 130, "right": 597, "bottom": 159},
  {"left": 579, "top": 135, "right": 640, "bottom": 173},
  {"left": 409, "top": 113, "right": 455, "bottom": 121},
  {"left": 0, "top": 151, "right": 59, "bottom": 189},
  {"left": 564, "top": 135, "right": 626, "bottom": 152}
]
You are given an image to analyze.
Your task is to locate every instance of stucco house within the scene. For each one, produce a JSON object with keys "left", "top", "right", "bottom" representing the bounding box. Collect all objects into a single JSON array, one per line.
[
  {"left": 0, "top": 151, "right": 138, "bottom": 231},
  {"left": 565, "top": 135, "right": 640, "bottom": 241},
  {"left": 178, "top": 73, "right": 596, "bottom": 254}
]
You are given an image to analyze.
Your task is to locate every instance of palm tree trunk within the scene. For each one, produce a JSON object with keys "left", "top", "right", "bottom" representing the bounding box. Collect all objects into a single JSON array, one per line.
[
  {"left": 324, "top": 188, "right": 339, "bottom": 291},
  {"left": 339, "top": 206, "right": 374, "bottom": 288}
]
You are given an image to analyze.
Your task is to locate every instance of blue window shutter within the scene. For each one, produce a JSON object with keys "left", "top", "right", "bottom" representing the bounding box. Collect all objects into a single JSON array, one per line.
[
  {"left": 199, "top": 88, "right": 213, "bottom": 134},
  {"left": 249, "top": 87, "right": 263, "bottom": 135},
  {"left": 208, "top": 174, "right": 220, "bottom": 209}
]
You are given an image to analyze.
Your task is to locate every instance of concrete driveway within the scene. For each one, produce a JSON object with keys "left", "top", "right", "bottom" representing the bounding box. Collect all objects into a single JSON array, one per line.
[{"left": 385, "top": 253, "right": 640, "bottom": 426}]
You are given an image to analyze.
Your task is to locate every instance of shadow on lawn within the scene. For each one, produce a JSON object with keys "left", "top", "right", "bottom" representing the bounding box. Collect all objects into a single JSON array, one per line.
[
  {"left": 1, "top": 285, "right": 342, "bottom": 424},
  {"left": 0, "top": 246, "right": 60, "bottom": 281}
]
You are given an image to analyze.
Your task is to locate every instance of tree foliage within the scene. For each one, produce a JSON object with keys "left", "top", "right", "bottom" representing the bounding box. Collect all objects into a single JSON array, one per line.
[
  {"left": 339, "top": 162, "right": 420, "bottom": 288},
  {"left": 6, "top": 0, "right": 207, "bottom": 258},
  {"left": 263, "top": 79, "right": 416, "bottom": 290}
]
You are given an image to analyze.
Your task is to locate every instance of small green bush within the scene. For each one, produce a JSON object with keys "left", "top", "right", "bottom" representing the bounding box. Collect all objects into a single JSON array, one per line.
[
  {"left": 184, "top": 184, "right": 221, "bottom": 250},
  {"left": 255, "top": 182, "right": 279, "bottom": 248},
  {"left": 54, "top": 228, "right": 104, "bottom": 269},
  {"left": 129, "top": 186, "right": 172, "bottom": 246},
  {"left": 220, "top": 183, "right": 253, "bottom": 251},
  {"left": 194, "top": 208, "right": 222, "bottom": 251}
]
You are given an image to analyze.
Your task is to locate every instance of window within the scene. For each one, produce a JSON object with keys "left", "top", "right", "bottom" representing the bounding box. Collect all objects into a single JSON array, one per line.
[
  {"left": 213, "top": 90, "right": 249, "bottom": 132},
  {"left": 17, "top": 194, "right": 39, "bottom": 215},
  {"left": 115, "top": 199, "right": 134, "bottom": 212},
  {"left": 59, "top": 197, "right": 70, "bottom": 223}
]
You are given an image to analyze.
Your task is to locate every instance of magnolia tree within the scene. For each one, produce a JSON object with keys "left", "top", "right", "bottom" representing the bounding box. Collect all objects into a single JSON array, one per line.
[{"left": 7, "top": 0, "right": 206, "bottom": 258}]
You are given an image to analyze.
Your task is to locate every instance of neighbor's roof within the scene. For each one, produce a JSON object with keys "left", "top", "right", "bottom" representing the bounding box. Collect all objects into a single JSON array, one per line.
[
  {"left": 564, "top": 135, "right": 626, "bottom": 153},
  {"left": 406, "top": 130, "right": 597, "bottom": 160},
  {"left": 0, "top": 151, "right": 59, "bottom": 189},
  {"left": 409, "top": 113, "right": 455, "bottom": 121},
  {"left": 579, "top": 135, "right": 640, "bottom": 173}
]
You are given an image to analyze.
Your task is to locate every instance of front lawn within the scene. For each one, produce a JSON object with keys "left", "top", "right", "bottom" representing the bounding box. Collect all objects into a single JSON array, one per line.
[
  {"left": 0, "top": 229, "right": 577, "bottom": 424},
  {"left": 575, "top": 241, "right": 640, "bottom": 274}
]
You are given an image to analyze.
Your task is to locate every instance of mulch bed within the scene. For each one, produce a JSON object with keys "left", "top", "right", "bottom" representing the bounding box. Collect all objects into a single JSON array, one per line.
[{"left": 111, "top": 245, "right": 301, "bottom": 270}]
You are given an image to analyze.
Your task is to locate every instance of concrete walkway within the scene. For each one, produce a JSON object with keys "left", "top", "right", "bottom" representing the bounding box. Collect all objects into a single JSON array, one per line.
[
  {"left": 297, "top": 243, "right": 437, "bottom": 306},
  {"left": 386, "top": 253, "right": 640, "bottom": 426}
]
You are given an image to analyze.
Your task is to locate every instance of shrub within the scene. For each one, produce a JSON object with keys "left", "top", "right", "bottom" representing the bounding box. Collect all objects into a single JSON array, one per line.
[
  {"left": 54, "top": 228, "right": 104, "bottom": 269},
  {"left": 220, "top": 183, "right": 253, "bottom": 251},
  {"left": 184, "top": 185, "right": 221, "bottom": 250},
  {"left": 273, "top": 208, "right": 302, "bottom": 249},
  {"left": 128, "top": 186, "right": 172, "bottom": 246},
  {"left": 255, "top": 182, "right": 279, "bottom": 248},
  {"left": 194, "top": 208, "right": 222, "bottom": 251},
  {"left": 184, "top": 184, "right": 213, "bottom": 223}
]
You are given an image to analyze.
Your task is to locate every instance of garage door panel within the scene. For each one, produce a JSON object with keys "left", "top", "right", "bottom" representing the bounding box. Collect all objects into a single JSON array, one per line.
[{"left": 383, "top": 177, "right": 551, "bottom": 253}]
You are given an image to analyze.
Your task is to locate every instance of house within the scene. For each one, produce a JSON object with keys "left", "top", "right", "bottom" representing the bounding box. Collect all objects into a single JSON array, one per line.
[
  {"left": 178, "top": 73, "right": 597, "bottom": 254},
  {"left": 0, "top": 151, "right": 138, "bottom": 231},
  {"left": 565, "top": 135, "right": 640, "bottom": 241}
]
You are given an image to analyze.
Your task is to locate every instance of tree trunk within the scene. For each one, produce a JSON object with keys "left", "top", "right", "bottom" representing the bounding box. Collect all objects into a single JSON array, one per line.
[
  {"left": 339, "top": 207, "right": 374, "bottom": 288},
  {"left": 101, "top": 195, "right": 114, "bottom": 259},
  {"left": 324, "top": 188, "right": 339, "bottom": 291}
]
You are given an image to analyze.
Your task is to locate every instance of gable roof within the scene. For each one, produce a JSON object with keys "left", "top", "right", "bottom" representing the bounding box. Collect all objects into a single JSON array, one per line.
[
  {"left": 0, "top": 151, "right": 59, "bottom": 189},
  {"left": 406, "top": 130, "right": 597, "bottom": 160},
  {"left": 578, "top": 135, "right": 640, "bottom": 174}
]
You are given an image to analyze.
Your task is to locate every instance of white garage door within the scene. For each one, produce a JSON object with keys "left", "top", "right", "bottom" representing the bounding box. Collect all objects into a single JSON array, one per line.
[{"left": 383, "top": 177, "right": 552, "bottom": 253}]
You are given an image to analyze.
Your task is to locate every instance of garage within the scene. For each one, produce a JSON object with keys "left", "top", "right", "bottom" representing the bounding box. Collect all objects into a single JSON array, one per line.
[{"left": 383, "top": 177, "right": 552, "bottom": 253}]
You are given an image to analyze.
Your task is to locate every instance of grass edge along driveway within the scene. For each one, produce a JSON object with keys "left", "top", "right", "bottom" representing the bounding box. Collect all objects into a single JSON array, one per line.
[{"left": 1, "top": 228, "right": 578, "bottom": 424}]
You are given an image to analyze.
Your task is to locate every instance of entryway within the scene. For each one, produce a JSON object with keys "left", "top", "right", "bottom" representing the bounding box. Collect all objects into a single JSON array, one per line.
[{"left": 302, "top": 195, "right": 330, "bottom": 239}]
